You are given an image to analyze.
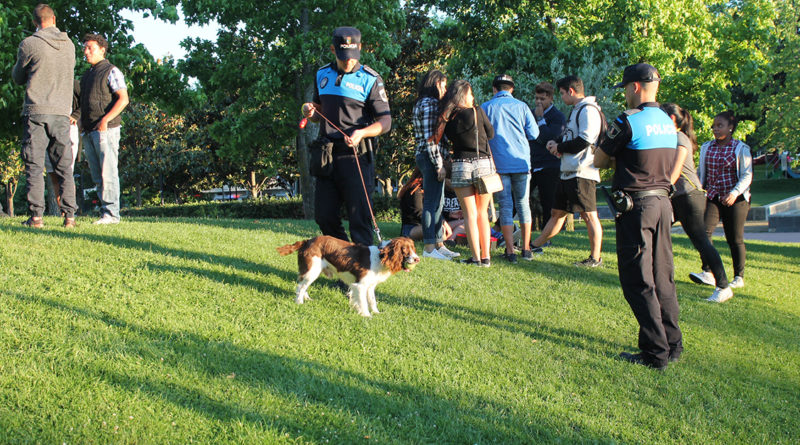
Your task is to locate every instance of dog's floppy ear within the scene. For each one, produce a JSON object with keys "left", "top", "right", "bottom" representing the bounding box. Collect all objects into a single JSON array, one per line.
[{"left": 380, "top": 238, "right": 405, "bottom": 273}]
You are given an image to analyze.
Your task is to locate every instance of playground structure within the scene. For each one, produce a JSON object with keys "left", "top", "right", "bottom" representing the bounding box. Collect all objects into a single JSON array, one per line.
[{"left": 755, "top": 149, "right": 800, "bottom": 178}]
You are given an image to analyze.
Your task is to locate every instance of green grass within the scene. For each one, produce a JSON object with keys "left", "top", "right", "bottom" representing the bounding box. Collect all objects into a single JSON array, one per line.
[
  {"left": 1, "top": 217, "right": 799, "bottom": 444},
  {"left": 750, "top": 164, "right": 800, "bottom": 206}
]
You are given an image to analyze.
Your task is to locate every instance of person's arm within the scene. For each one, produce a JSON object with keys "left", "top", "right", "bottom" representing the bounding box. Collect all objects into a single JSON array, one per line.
[
  {"left": 557, "top": 137, "right": 592, "bottom": 154},
  {"left": 670, "top": 145, "right": 689, "bottom": 184},
  {"left": 11, "top": 44, "right": 29, "bottom": 85},
  {"left": 595, "top": 114, "right": 629, "bottom": 169},
  {"left": 724, "top": 142, "right": 753, "bottom": 205},
  {"left": 480, "top": 107, "right": 494, "bottom": 141},
  {"left": 97, "top": 89, "right": 128, "bottom": 131},
  {"left": 594, "top": 148, "right": 612, "bottom": 169},
  {"left": 536, "top": 108, "right": 565, "bottom": 144},
  {"left": 349, "top": 73, "right": 391, "bottom": 147},
  {"left": 523, "top": 104, "right": 540, "bottom": 141}
]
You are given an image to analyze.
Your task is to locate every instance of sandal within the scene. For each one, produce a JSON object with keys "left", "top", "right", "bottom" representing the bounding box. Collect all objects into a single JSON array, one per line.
[{"left": 63, "top": 217, "right": 76, "bottom": 228}]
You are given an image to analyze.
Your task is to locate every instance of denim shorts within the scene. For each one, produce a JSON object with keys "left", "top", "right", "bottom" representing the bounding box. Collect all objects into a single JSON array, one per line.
[{"left": 451, "top": 157, "right": 494, "bottom": 188}]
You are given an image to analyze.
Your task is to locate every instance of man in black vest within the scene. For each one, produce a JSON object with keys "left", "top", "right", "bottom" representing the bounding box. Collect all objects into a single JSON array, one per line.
[{"left": 80, "top": 33, "right": 129, "bottom": 224}]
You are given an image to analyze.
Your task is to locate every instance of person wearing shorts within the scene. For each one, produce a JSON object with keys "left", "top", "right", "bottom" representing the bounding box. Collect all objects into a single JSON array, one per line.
[{"left": 530, "top": 75, "right": 604, "bottom": 267}]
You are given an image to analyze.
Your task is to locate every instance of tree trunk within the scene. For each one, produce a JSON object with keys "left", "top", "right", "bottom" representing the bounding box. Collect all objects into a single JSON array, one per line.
[
  {"left": 247, "top": 170, "right": 260, "bottom": 200},
  {"left": 6, "top": 181, "right": 16, "bottom": 217},
  {"left": 295, "top": 7, "right": 315, "bottom": 219},
  {"left": 136, "top": 185, "right": 142, "bottom": 207},
  {"left": 46, "top": 176, "right": 59, "bottom": 216},
  {"left": 564, "top": 213, "right": 574, "bottom": 232}
]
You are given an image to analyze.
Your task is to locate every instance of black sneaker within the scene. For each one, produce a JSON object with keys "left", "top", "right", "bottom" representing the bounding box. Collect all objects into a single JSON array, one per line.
[
  {"left": 530, "top": 245, "right": 544, "bottom": 255},
  {"left": 502, "top": 252, "right": 517, "bottom": 264},
  {"left": 521, "top": 249, "right": 534, "bottom": 261},
  {"left": 461, "top": 258, "right": 482, "bottom": 266},
  {"left": 618, "top": 352, "right": 667, "bottom": 371},
  {"left": 668, "top": 350, "right": 682, "bottom": 363},
  {"left": 481, "top": 258, "right": 491, "bottom": 268},
  {"left": 574, "top": 256, "right": 602, "bottom": 267}
]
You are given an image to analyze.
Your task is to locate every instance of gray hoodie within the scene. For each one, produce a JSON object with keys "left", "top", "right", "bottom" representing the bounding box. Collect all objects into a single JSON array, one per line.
[{"left": 12, "top": 26, "right": 76, "bottom": 116}]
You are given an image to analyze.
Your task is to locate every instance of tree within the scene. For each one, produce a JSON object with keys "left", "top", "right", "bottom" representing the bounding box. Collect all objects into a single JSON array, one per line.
[
  {"left": 180, "top": 0, "right": 405, "bottom": 217},
  {"left": 0, "top": 138, "right": 23, "bottom": 216}
]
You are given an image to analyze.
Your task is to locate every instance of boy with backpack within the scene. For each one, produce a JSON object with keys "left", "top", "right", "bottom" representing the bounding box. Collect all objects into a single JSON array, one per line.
[{"left": 530, "top": 75, "right": 605, "bottom": 267}]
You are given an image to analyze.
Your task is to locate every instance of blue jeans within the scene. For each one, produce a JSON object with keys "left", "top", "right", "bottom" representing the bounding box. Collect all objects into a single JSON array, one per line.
[
  {"left": 83, "top": 127, "right": 121, "bottom": 219},
  {"left": 495, "top": 172, "right": 531, "bottom": 226},
  {"left": 415, "top": 152, "right": 445, "bottom": 244}
]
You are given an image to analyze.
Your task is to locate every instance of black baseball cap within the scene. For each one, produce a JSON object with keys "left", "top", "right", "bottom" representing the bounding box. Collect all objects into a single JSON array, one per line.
[
  {"left": 493, "top": 74, "right": 515, "bottom": 89},
  {"left": 613, "top": 63, "right": 661, "bottom": 88},
  {"left": 332, "top": 27, "right": 361, "bottom": 61}
]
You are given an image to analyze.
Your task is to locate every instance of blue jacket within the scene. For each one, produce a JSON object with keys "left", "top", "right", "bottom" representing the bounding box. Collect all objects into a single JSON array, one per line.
[
  {"left": 530, "top": 104, "right": 566, "bottom": 170},
  {"left": 481, "top": 91, "right": 539, "bottom": 174}
]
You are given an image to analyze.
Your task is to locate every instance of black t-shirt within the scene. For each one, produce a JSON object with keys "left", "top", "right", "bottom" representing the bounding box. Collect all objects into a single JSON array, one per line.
[
  {"left": 443, "top": 189, "right": 461, "bottom": 220},
  {"left": 599, "top": 103, "right": 677, "bottom": 192},
  {"left": 400, "top": 189, "right": 423, "bottom": 226},
  {"left": 444, "top": 106, "right": 494, "bottom": 159}
]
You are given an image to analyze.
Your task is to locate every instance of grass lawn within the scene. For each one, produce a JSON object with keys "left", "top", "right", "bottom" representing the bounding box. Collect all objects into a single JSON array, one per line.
[
  {"left": 750, "top": 164, "right": 800, "bottom": 206},
  {"left": 1, "top": 217, "right": 798, "bottom": 444}
]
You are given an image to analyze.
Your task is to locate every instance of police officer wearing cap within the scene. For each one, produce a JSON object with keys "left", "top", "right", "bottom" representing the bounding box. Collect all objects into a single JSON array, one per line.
[
  {"left": 594, "top": 63, "right": 682, "bottom": 371},
  {"left": 302, "top": 26, "right": 391, "bottom": 246}
]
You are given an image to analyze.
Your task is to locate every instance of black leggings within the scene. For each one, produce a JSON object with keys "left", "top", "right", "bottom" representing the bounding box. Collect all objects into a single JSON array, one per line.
[
  {"left": 704, "top": 195, "right": 750, "bottom": 278},
  {"left": 672, "top": 190, "right": 728, "bottom": 288}
]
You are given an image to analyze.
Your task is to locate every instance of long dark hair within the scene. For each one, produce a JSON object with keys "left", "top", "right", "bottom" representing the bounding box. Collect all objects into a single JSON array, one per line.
[
  {"left": 429, "top": 80, "right": 474, "bottom": 144},
  {"left": 417, "top": 69, "right": 447, "bottom": 101},
  {"left": 661, "top": 103, "right": 697, "bottom": 153},
  {"left": 397, "top": 168, "right": 423, "bottom": 199}
]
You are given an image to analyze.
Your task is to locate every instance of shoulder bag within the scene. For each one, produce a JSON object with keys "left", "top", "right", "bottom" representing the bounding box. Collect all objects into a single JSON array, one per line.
[{"left": 472, "top": 107, "right": 503, "bottom": 194}]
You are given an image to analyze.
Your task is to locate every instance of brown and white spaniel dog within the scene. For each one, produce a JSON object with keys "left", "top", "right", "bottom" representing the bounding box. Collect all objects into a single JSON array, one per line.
[{"left": 277, "top": 236, "right": 420, "bottom": 317}]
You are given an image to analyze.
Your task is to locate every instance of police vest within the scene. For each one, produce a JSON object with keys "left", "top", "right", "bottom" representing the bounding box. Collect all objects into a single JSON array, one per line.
[
  {"left": 617, "top": 106, "right": 677, "bottom": 192},
  {"left": 315, "top": 63, "right": 384, "bottom": 140}
]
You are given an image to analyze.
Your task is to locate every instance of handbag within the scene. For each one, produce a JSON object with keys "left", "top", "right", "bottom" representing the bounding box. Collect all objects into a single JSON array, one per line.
[
  {"left": 471, "top": 107, "right": 503, "bottom": 194},
  {"left": 309, "top": 137, "right": 334, "bottom": 177}
]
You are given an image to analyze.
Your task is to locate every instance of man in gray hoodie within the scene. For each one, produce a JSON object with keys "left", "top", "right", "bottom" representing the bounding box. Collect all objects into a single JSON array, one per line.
[{"left": 12, "top": 3, "right": 77, "bottom": 228}]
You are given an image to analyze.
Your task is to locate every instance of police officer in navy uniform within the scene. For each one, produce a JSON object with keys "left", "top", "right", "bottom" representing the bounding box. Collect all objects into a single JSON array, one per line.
[
  {"left": 302, "top": 27, "right": 392, "bottom": 246},
  {"left": 594, "top": 63, "right": 681, "bottom": 371}
]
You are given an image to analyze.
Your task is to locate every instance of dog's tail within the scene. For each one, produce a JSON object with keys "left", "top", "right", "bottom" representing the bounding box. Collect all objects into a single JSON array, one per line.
[{"left": 276, "top": 240, "right": 305, "bottom": 256}]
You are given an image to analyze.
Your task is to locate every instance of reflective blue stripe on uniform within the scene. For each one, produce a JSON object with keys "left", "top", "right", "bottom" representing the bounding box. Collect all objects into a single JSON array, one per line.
[
  {"left": 317, "top": 65, "right": 377, "bottom": 102},
  {"left": 628, "top": 107, "right": 677, "bottom": 150}
]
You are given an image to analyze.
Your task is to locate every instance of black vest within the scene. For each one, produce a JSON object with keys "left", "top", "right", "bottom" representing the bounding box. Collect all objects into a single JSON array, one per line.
[{"left": 80, "top": 59, "right": 122, "bottom": 130}]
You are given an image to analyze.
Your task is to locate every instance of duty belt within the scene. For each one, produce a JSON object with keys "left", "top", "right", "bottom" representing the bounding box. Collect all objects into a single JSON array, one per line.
[{"left": 628, "top": 189, "right": 669, "bottom": 198}]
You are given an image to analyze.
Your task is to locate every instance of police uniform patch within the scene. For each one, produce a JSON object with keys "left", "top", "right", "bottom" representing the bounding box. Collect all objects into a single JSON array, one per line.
[
  {"left": 607, "top": 120, "right": 622, "bottom": 139},
  {"left": 320, "top": 77, "right": 329, "bottom": 89},
  {"left": 379, "top": 87, "right": 388, "bottom": 102}
]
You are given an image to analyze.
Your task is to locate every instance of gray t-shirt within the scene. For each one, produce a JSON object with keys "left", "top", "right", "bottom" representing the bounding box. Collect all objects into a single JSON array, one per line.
[{"left": 673, "top": 131, "right": 703, "bottom": 196}]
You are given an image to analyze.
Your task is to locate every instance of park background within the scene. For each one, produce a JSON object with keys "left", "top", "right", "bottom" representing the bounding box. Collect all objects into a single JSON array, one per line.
[
  {"left": 1, "top": 0, "right": 799, "bottom": 218},
  {"left": 1, "top": 1, "right": 799, "bottom": 443}
]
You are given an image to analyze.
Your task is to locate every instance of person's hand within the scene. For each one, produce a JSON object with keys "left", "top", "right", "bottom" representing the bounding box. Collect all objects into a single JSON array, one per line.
[
  {"left": 722, "top": 193, "right": 737, "bottom": 206},
  {"left": 443, "top": 220, "right": 453, "bottom": 239},
  {"left": 436, "top": 167, "right": 446, "bottom": 182},
  {"left": 546, "top": 140, "right": 560, "bottom": 157},
  {"left": 345, "top": 129, "right": 364, "bottom": 148},
  {"left": 301, "top": 103, "right": 316, "bottom": 118},
  {"left": 69, "top": 117, "right": 77, "bottom": 125},
  {"left": 96, "top": 117, "right": 108, "bottom": 132},
  {"left": 534, "top": 102, "right": 544, "bottom": 119}
]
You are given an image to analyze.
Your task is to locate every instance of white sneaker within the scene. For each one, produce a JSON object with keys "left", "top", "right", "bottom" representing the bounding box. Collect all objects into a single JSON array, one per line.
[
  {"left": 423, "top": 249, "right": 450, "bottom": 261},
  {"left": 93, "top": 214, "right": 120, "bottom": 225},
  {"left": 437, "top": 245, "right": 460, "bottom": 259},
  {"left": 729, "top": 276, "right": 745, "bottom": 288},
  {"left": 689, "top": 271, "right": 715, "bottom": 286},
  {"left": 707, "top": 286, "right": 733, "bottom": 303}
]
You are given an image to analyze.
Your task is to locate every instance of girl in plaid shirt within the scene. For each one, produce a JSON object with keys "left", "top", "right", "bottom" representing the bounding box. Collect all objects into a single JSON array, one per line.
[
  {"left": 696, "top": 111, "right": 753, "bottom": 289},
  {"left": 413, "top": 70, "right": 460, "bottom": 261}
]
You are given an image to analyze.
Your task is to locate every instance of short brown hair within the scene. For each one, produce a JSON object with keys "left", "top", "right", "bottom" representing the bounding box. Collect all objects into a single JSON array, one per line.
[
  {"left": 556, "top": 75, "right": 584, "bottom": 95},
  {"left": 33, "top": 4, "right": 55, "bottom": 26},
  {"left": 83, "top": 33, "right": 109, "bottom": 53},
  {"left": 534, "top": 82, "right": 555, "bottom": 98}
]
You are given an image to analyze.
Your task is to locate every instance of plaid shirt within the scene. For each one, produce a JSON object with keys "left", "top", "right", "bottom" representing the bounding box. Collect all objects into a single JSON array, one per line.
[
  {"left": 107, "top": 66, "right": 126, "bottom": 93},
  {"left": 704, "top": 139, "right": 739, "bottom": 199},
  {"left": 413, "top": 96, "right": 444, "bottom": 169}
]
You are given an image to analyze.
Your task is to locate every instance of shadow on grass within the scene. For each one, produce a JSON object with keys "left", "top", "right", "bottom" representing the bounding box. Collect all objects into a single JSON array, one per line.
[
  {"left": 381, "top": 292, "right": 626, "bottom": 355},
  {"left": 8, "top": 291, "right": 619, "bottom": 444}
]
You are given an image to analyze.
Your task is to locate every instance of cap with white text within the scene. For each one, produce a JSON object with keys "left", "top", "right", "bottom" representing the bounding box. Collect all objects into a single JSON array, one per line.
[{"left": 333, "top": 27, "right": 361, "bottom": 61}]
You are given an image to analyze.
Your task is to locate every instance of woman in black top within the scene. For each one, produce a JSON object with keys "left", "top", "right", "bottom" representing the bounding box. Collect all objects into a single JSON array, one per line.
[
  {"left": 434, "top": 80, "right": 495, "bottom": 266},
  {"left": 662, "top": 103, "right": 732, "bottom": 303}
]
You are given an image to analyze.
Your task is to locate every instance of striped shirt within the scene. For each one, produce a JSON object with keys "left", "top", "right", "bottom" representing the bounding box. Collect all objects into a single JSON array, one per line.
[
  {"left": 704, "top": 139, "right": 739, "bottom": 199},
  {"left": 413, "top": 96, "right": 444, "bottom": 169}
]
